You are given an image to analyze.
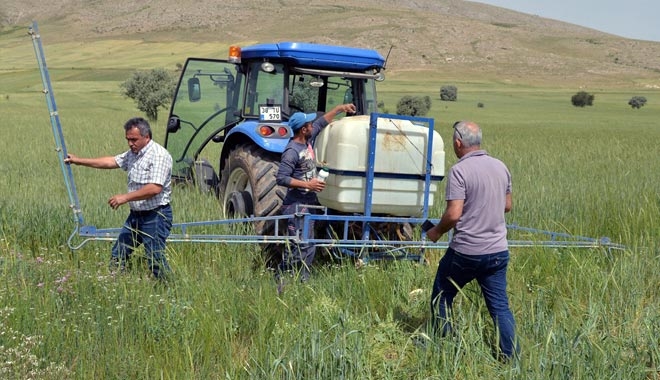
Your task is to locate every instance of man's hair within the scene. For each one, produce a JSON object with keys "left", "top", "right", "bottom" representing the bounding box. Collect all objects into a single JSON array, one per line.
[
  {"left": 124, "top": 117, "right": 152, "bottom": 138},
  {"left": 454, "top": 121, "right": 481, "bottom": 148}
]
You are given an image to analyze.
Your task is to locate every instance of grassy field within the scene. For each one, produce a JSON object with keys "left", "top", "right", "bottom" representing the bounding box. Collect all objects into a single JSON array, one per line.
[{"left": 1, "top": 31, "right": 659, "bottom": 379}]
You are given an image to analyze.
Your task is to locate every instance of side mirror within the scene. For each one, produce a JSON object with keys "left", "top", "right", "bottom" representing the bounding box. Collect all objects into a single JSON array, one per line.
[
  {"left": 188, "top": 77, "right": 201, "bottom": 102},
  {"left": 167, "top": 116, "right": 181, "bottom": 133}
]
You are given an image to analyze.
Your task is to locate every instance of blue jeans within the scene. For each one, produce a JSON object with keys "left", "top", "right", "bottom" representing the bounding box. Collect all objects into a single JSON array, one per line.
[
  {"left": 278, "top": 203, "right": 316, "bottom": 282},
  {"left": 111, "top": 204, "right": 172, "bottom": 279},
  {"left": 431, "top": 248, "right": 518, "bottom": 358}
]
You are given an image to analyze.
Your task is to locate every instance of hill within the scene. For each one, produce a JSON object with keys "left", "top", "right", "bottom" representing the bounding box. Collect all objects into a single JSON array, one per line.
[{"left": 2, "top": 0, "right": 660, "bottom": 87}]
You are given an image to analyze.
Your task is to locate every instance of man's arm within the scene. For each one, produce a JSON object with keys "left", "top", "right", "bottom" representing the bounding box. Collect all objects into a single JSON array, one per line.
[
  {"left": 65, "top": 154, "right": 119, "bottom": 169},
  {"left": 321, "top": 103, "right": 356, "bottom": 123},
  {"left": 505, "top": 193, "right": 512, "bottom": 213},
  {"left": 426, "top": 199, "right": 464, "bottom": 242},
  {"left": 108, "top": 183, "right": 163, "bottom": 209}
]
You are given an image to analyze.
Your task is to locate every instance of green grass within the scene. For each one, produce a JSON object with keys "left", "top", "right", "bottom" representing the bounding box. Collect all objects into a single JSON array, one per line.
[{"left": 1, "top": 33, "right": 659, "bottom": 379}]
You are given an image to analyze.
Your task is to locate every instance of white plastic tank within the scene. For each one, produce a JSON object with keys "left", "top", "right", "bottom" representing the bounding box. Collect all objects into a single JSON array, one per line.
[{"left": 314, "top": 115, "right": 445, "bottom": 216}]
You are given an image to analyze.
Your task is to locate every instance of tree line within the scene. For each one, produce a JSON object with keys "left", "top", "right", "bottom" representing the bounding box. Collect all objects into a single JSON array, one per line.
[{"left": 119, "top": 71, "right": 650, "bottom": 122}]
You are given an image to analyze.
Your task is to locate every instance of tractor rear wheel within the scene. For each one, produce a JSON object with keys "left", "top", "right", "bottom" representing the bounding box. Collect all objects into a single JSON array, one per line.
[{"left": 218, "top": 144, "right": 286, "bottom": 235}]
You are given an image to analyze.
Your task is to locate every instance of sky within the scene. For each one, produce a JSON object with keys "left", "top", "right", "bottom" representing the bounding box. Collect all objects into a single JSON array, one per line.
[{"left": 473, "top": 0, "right": 660, "bottom": 42}]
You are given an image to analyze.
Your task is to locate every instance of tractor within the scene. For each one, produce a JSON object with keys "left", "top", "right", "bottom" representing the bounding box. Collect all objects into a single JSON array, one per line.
[{"left": 165, "top": 42, "right": 444, "bottom": 249}]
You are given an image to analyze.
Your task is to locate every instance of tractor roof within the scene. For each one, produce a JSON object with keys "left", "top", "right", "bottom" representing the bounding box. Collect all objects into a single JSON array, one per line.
[{"left": 240, "top": 42, "right": 385, "bottom": 71}]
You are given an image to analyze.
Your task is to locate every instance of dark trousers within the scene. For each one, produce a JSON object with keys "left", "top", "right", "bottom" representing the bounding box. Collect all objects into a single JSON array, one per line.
[
  {"left": 111, "top": 204, "right": 172, "bottom": 279},
  {"left": 278, "top": 203, "right": 316, "bottom": 282},
  {"left": 431, "top": 247, "right": 518, "bottom": 358}
]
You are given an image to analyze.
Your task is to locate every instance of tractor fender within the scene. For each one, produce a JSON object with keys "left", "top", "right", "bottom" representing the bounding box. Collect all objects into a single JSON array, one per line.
[{"left": 221, "top": 120, "right": 289, "bottom": 171}]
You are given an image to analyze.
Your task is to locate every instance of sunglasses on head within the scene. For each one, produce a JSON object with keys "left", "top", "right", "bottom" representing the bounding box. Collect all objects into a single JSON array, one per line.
[{"left": 452, "top": 121, "right": 463, "bottom": 140}]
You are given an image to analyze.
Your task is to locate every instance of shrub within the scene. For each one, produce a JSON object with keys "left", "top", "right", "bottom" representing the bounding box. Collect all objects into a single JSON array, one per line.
[
  {"left": 440, "top": 85, "right": 458, "bottom": 101},
  {"left": 396, "top": 95, "right": 431, "bottom": 116},
  {"left": 628, "top": 96, "right": 647, "bottom": 109},
  {"left": 571, "top": 91, "right": 595, "bottom": 107},
  {"left": 377, "top": 100, "right": 389, "bottom": 114},
  {"left": 121, "top": 68, "right": 177, "bottom": 121}
]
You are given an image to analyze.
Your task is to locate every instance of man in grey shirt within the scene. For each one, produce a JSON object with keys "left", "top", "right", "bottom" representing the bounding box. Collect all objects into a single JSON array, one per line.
[{"left": 426, "top": 120, "right": 518, "bottom": 360}]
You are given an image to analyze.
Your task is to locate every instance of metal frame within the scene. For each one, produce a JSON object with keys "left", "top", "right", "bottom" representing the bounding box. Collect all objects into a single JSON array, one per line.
[{"left": 31, "top": 22, "right": 625, "bottom": 260}]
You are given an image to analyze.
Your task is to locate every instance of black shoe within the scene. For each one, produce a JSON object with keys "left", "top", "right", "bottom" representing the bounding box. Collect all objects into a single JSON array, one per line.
[
  {"left": 108, "top": 257, "right": 126, "bottom": 274},
  {"left": 411, "top": 333, "right": 434, "bottom": 350}
]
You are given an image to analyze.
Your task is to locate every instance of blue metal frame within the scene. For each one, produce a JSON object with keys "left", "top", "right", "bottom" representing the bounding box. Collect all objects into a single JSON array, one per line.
[
  {"left": 30, "top": 22, "right": 625, "bottom": 259},
  {"left": 29, "top": 22, "right": 84, "bottom": 227}
]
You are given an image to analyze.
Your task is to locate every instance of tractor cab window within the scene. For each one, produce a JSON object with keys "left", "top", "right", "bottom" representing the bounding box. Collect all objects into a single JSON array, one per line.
[
  {"left": 363, "top": 78, "right": 378, "bottom": 114},
  {"left": 289, "top": 74, "right": 321, "bottom": 113},
  {"left": 245, "top": 62, "right": 285, "bottom": 117},
  {"left": 289, "top": 72, "right": 378, "bottom": 117}
]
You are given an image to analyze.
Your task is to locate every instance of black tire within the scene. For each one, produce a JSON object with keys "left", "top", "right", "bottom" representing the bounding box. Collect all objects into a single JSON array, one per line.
[
  {"left": 226, "top": 191, "right": 253, "bottom": 218},
  {"left": 218, "top": 144, "right": 286, "bottom": 235}
]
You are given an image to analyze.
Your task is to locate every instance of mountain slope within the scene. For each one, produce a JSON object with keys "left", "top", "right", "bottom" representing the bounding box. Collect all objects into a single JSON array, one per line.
[{"left": 2, "top": 0, "right": 659, "bottom": 86}]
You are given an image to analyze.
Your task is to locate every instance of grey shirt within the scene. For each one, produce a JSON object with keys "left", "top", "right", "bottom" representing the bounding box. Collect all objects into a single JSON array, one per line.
[{"left": 446, "top": 150, "right": 511, "bottom": 255}]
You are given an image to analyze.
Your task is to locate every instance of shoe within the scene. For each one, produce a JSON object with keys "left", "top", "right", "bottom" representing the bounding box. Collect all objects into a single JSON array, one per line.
[
  {"left": 108, "top": 257, "right": 126, "bottom": 274},
  {"left": 277, "top": 280, "right": 285, "bottom": 295},
  {"left": 411, "top": 333, "right": 434, "bottom": 350},
  {"left": 274, "top": 272, "right": 286, "bottom": 295}
]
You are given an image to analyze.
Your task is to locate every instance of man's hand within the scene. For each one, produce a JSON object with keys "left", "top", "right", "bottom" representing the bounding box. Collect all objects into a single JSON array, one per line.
[
  {"left": 426, "top": 226, "right": 442, "bottom": 242},
  {"left": 306, "top": 177, "right": 326, "bottom": 193},
  {"left": 426, "top": 199, "right": 464, "bottom": 242},
  {"left": 108, "top": 194, "right": 129, "bottom": 210},
  {"left": 341, "top": 103, "right": 356, "bottom": 114},
  {"left": 64, "top": 154, "right": 78, "bottom": 165}
]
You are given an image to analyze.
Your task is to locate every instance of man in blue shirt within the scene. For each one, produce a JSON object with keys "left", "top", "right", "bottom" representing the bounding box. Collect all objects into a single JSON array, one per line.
[
  {"left": 65, "top": 117, "right": 173, "bottom": 280},
  {"left": 426, "top": 120, "right": 518, "bottom": 360},
  {"left": 275, "top": 103, "right": 356, "bottom": 285}
]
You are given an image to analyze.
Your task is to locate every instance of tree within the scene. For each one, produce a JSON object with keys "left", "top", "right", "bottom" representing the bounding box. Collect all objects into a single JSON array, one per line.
[
  {"left": 377, "top": 100, "right": 389, "bottom": 114},
  {"left": 628, "top": 96, "right": 647, "bottom": 109},
  {"left": 121, "top": 68, "right": 176, "bottom": 121},
  {"left": 440, "top": 85, "right": 458, "bottom": 101},
  {"left": 396, "top": 95, "right": 431, "bottom": 116},
  {"left": 571, "top": 91, "right": 595, "bottom": 107},
  {"left": 289, "top": 77, "right": 318, "bottom": 113}
]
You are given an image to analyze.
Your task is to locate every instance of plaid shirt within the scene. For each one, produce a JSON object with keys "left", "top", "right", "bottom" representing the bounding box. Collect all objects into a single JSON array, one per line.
[{"left": 114, "top": 140, "right": 172, "bottom": 211}]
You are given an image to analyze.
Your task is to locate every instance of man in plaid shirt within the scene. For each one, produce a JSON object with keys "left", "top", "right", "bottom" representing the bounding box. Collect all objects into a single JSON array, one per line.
[{"left": 65, "top": 117, "right": 173, "bottom": 280}]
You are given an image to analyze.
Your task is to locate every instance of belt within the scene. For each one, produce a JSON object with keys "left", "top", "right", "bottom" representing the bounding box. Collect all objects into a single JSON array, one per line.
[{"left": 130, "top": 203, "right": 169, "bottom": 216}]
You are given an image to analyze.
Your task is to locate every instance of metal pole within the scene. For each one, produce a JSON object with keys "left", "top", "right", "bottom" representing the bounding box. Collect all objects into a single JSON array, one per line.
[{"left": 29, "top": 21, "right": 84, "bottom": 227}]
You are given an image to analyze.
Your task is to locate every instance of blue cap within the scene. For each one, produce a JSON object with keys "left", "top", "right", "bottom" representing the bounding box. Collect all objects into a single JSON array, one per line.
[{"left": 288, "top": 112, "right": 317, "bottom": 131}]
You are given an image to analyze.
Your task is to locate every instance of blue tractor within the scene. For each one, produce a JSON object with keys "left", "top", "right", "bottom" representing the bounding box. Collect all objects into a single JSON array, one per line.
[{"left": 165, "top": 42, "right": 389, "bottom": 236}]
